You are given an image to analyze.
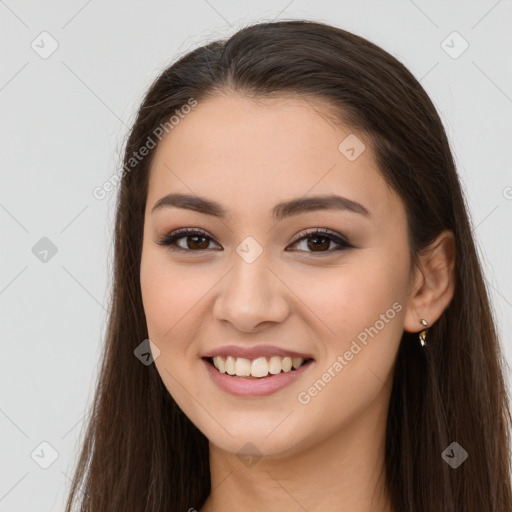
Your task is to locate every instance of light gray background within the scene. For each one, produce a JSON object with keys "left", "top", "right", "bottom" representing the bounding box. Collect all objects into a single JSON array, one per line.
[{"left": 1, "top": 1, "right": 511, "bottom": 510}]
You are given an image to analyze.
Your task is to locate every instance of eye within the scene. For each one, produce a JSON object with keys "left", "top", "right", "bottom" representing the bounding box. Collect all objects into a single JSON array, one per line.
[
  {"left": 154, "top": 227, "right": 353, "bottom": 255},
  {"left": 155, "top": 227, "right": 221, "bottom": 252},
  {"left": 287, "top": 228, "right": 352, "bottom": 255}
]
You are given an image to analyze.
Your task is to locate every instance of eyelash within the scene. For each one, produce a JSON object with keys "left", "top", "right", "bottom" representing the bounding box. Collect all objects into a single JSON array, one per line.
[{"left": 155, "top": 227, "right": 353, "bottom": 256}]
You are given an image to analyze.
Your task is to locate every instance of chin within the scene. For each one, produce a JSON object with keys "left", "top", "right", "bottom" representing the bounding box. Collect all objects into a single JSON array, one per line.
[{"left": 202, "top": 419, "right": 311, "bottom": 460}]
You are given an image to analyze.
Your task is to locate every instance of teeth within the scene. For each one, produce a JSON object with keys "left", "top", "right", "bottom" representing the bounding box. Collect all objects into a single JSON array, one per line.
[
  {"left": 281, "top": 356, "right": 292, "bottom": 372},
  {"left": 251, "top": 357, "right": 269, "bottom": 377},
  {"left": 235, "top": 357, "right": 251, "bottom": 376},
  {"left": 292, "top": 357, "right": 303, "bottom": 369},
  {"left": 215, "top": 356, "right": 226, "bottom": 373},
  {"left": 225, "top": 356, "right": 236, "bottom": 375},
  {"left": 211, "top": 355, "right": 306, "bottom": 377},
  {"left": 269, "top": 356, "right": 282, "bottom": 374}
]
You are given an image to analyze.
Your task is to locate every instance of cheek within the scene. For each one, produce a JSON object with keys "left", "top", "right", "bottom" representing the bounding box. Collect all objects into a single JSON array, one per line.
[
  {"left": 140, "top": 247, "right": 196, "bottom": 338},
  {"left": 291, "top": 254, "right": 408, "bottom": 422},
  {"left": 139, "top": 247, "right": 219, "bottom": 367},
  {"left": 140, "top": 260, "right": 185, "bottom": 379},
  {"left": 289, "top": 256, "right": 406, "bottom": 347},
  {"left": 140, "top": 260, "right": 172, "bottom": 339},
  {"left": 139, "top": 250, "right": 206, "bottom": 407},
  {"left": 290, "top": 258, "right": 406, "bottom": 435}
]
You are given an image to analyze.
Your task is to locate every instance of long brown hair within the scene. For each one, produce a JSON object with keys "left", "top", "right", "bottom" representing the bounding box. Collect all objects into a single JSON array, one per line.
[{"left": 64, "top": 19, "right": 512, "bottom": 511}]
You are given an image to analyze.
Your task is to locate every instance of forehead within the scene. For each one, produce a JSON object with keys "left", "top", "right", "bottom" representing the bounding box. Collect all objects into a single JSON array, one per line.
[{"left": 146, "top": 94, "right": 400, "bottom": 224}]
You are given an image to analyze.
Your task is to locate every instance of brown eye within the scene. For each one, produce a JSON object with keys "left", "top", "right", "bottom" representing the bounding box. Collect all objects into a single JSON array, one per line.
[
  {"left": 306, "top": 235, "right": 331, "bottom": 252},
  {"left": 183, "top": 234, "right": 210, "bottom": 250},
  {"left": 155, "top": 228, "right": 220, "bottom": 252},
  {"left": 155, "top": 227, "right": 352, "bottom": 256},
  {"left": 288, "top": 228, "right": 352, "bottom": 255}
]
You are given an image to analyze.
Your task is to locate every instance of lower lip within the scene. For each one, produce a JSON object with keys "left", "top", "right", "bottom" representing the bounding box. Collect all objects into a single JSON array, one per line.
[{"left": 202, "top": 358, "right": 314, "bottom": 397}]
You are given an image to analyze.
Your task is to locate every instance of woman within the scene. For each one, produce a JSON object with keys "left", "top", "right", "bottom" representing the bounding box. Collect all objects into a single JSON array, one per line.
[{"left": 65, "top": 19, "right": 512, "bottom": 512}]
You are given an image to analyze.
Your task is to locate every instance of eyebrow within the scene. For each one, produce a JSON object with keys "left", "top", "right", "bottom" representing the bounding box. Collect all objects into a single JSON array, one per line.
[{"left": 151, "top": 192, "right": 370, "bottom": 221}]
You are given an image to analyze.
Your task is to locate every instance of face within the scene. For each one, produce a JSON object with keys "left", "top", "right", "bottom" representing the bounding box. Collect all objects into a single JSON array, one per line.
[{"left": 140, "top": 94, "right": 413, "bottom": 458}]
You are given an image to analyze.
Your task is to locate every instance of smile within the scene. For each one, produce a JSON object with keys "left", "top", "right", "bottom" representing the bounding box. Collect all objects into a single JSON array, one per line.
[
  {"left": 202, "top": 356, "right": 315, "bottom": 397},
  {"left": 210, "top": 355, "right": 311, "bottom": 377}
]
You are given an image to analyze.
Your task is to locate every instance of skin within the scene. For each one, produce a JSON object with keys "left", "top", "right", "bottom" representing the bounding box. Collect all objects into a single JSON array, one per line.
[{"left": 139, "top": 94, "right": 455, "bottom": 512}]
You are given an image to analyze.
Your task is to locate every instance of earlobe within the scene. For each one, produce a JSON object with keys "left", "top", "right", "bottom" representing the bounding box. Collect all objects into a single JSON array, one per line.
[{"left": 403, "top": 229, "right": 456, "bottom": 334}]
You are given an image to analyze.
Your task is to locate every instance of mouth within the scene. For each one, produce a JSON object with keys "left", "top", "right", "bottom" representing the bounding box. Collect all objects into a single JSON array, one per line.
[
  {"left": 202, "top": 354, "right": 315, "bottom": 397},
  {"left": 202, "top": 355, "right": 315, "bottom": 379}
]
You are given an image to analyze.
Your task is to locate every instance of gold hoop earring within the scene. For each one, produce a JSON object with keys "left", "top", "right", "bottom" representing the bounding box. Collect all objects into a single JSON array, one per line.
[{"left": 419, "top": 319, "right": 428, "bottom": 347}]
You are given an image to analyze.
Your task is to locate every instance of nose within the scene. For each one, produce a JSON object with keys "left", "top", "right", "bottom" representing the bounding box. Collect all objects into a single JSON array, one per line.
[{"left": 212, "top": 254, "right": 291, "bottom": 332}]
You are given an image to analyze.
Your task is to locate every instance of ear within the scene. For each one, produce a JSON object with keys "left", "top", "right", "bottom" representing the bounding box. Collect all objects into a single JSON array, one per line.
[{"left": 403, "top": 229, "right": 456, "bottom": 333}]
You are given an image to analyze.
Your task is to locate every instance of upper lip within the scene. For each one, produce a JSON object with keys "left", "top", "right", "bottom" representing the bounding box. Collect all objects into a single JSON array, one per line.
[{"left": 202, "top": 344, "right": 314, "bottom": 360}]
